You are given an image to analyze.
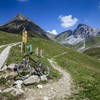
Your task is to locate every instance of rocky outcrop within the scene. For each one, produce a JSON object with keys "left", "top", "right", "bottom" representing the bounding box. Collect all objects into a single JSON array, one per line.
[
  {"left": 57, "top": 24, "right": 100, "bottom": 45},
  {"left": 73, "top": 24, "right": 100, "bottom": 38},
  {"left": 55, "top": 30, "right": 72, "bottom": 41}
]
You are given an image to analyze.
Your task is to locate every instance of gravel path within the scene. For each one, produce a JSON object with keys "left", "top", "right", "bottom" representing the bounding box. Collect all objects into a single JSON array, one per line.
[
  {"left": 0, "top": 42, "right": 21, "bottom": 69},
  {"left": 24, "top": 59, "right": 72, "bottom": 100}
]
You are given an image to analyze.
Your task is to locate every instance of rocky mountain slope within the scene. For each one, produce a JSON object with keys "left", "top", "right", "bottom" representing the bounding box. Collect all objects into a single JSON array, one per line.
[
  {"left": 0, "top": 13, "right": 54, "bottom": 39},
  {"left": 56, "top": 24, "right": 100, "bottom": 45},
  {"left": 55, "top": 30, "right": 72, "bottom": 41}
]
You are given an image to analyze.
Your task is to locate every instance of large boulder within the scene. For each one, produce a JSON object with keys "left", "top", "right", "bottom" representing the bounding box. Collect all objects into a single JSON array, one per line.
[{"left": 23, "top": 75, "right": 40, "bottom": 85}]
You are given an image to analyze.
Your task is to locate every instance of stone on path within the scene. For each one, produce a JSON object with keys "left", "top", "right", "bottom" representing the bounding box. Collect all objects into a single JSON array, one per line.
[
  {"left": 23, "top": 75, "right": 40, "bottom": 85},
  {"left": 44, "top": 96, "right": 48, "bottom": 100},
  {"left": 37, "top": 84, "right": 43, "bottom": 89},
  {"left": 7, "top": 64, "right": 15, "bottom": 71},
  {"left": 14, "top": 80, "right": 23, "bottom": 89},
  {"left": 3, "top": 87, "right": 24, "bottom": 96},
  {"left": 40, "top": 75, "right": 47, "bottom": 81},
  {"left": 11, "top": 88, "right": 24, "bottom": 96}
]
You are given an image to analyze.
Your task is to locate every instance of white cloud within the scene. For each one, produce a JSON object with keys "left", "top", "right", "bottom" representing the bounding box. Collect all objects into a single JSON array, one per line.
[
  {"left": 59, "top": 15, "right": 78, "bottom": 28},
  {"left": 17, "top": 0, "right": 29, "bottom": 2},
  {"left": 47, "top": 30, "right": 58, "bottom": 35}
]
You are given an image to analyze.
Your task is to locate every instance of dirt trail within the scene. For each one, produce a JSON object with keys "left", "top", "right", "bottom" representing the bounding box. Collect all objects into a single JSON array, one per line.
[
  {"left": 52, "top": 52, "right": 67, "bottom": 59},
  {"left": 24, "top": 59, "right": 72, "bottom": 100}
]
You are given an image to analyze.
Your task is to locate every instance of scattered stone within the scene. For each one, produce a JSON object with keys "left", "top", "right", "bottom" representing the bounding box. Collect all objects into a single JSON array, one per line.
[
  {"left": 7, "top": 71, "right": 18, "bottom": 77},
  {"left": 37, "top": 84, "right": 43, "bottom": 89},
  {"left": 3, "top": 87, "right": 14, "bottom": 93},
  {"left": 51, "top": 87, "right": 53, "bottom": 90},
  {"left": 8, "top": 80, "right": 10, "bottom": 83},
  {"left": 19, "top": 45, "right": 21, "bottom": 47},
  {"left": 15, "top": 84, "right": 21, "bottom": 89},
  {"left": 0, "top": 89, "right": 2, "bottom": 93},
  {"left": 7, "top": 64, "right": 15, "bottom": 71},
  {"left": 14, "top": 80, "right": 23, "bottom": 89},
  {"left": 14, "top": 80, "right": 23, "bottom": 85},
  {"left": 3, "top": 87, "right": 24, "bottom": 96},
  {"left": 44, "top": 96, "right": 48, "bottom": 100},
  {"left": 40, "top": 75, "right": 47, "bottom": 81},
  {"left": 23, "top": 75, "right": 40, "bottom": 85},
  {"left": 1, "top": 65, "right": 7, "bottom": 71},
  {"left": 83, "top": 98, "right": 90, "bottom": 100},
  {"left": 11, "top": 88, "right": 24, "bottom": 96}
]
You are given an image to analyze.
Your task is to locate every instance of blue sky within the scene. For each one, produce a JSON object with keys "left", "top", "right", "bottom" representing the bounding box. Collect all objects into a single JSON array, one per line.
[{"left": 0, "top": 0, "right": 100, "bottom": 34}]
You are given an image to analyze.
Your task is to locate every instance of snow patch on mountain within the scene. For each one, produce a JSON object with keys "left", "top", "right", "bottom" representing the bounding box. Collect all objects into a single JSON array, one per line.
[
  {"left": 58, "top": 24, "right": 100, "bottom": 45},
  {"left": 60, "top": 35, "right": 84, "bottom": 45}
]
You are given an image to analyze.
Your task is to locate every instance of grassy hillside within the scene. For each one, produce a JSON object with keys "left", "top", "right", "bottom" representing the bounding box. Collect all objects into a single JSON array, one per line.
[
  {"left": 55, "top": 51, "right": 100, "bottom": 100},
  {"left": 6, "top": 38, "right": 66, "bottom": 80},
  {"left": 85, "top": 36, "right": 100, "bottom": 48},
  {"left": 0, "top": 31, "right": 21, "bottom": 45},
  {"left": 82, "top": 37, "right": 100, "bottom": 59},
  {"left": 84, "top": 47, "right": 100, "bottom": 59},
  {"left": 6, "top": 37, "right": 100, "bottom": 100},
  {"left": 0, "top": 31, "right": 47, "bottom": 45},
  {"left": 0, "top": 31, "right": 100, "bottom": 100}
]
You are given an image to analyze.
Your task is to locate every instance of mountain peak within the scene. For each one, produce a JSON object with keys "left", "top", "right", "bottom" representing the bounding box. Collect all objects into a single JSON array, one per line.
[
  {"left": 0, "top": 13, "right": 49, "bottom": 39},
  {"left": 77, "top": 24, "right": 88, "bottom": 27},
  {"left": 13, "top": 13, "right": 31, "bottom": 21},
  {"left": 16, "top": 13, "right": 23, "bottom": 17}
]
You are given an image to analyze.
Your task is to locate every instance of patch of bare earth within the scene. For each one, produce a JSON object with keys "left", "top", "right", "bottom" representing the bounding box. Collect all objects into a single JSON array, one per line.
[{"left": 24, "top": 59, "right": 72, "bottom": 100}]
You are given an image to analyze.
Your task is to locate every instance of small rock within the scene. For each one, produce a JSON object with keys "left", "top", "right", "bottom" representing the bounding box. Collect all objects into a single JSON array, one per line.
[
  {"left": 3, "top": 87, "right": 24, "bottom": 96},
  {"left": 51, "top": 87, "right": 53, "bottom": 90},
  {"left": 14, "top": 80, "right": 23, "bottom": 85},
  {"left": 0, "top": 89, "right": 2, "bottom": 93},
  {"left": 15, "top": 84, "right": 22, "bottom": 89},
  {"left": 40, "top": 75, "right": 47, "bottom": 81},
  {"left": 23, "top": 75, "right": 40, "bottom": 85},
  {"left": 2, "top": 65, "right": 7, "bottom": 71},
  {"left": 19, "top": 45, "right": 21, "bottom": 47},
  {"left": 3, "top": 87, "right": 14, "bottom": 93},
  {"left": 7, "top": 71, "right": 17, "bottom": 77},
  {"left": 37, "top": 84, "right": 43, "bottom": 89},
  {"left": 11, "top": 88, "right": 24, "bottom": 96},
  {"left": 44, "top": 96, "right": 48, "bottom": 100},
  {"left": 14, "top": 80, "right": 23, "bottom": 89},
  {"left": 7, "top": 64, "right": 15, "bottom": 71},
  {"left": 83, "top": 98, "right": 89, "bottom": 100},
  {"left": 8, "top": 80, "right": 10, "bottom": 83}
]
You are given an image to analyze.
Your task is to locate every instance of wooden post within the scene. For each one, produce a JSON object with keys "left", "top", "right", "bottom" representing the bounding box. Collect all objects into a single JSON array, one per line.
[
  {"left": 35, "top": 47, "right": 39, "bottom": 56},
  {"left": 40, "top": 49, "right": 43, "bottom": 57},
  {"left": 21, "top": 42, "right": 23, "bottom": 53}
]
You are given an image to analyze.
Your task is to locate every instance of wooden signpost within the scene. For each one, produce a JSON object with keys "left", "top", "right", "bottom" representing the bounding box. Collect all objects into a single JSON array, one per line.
[{"left": 21, "top": 28, "right": 27, "bottom": 53}]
